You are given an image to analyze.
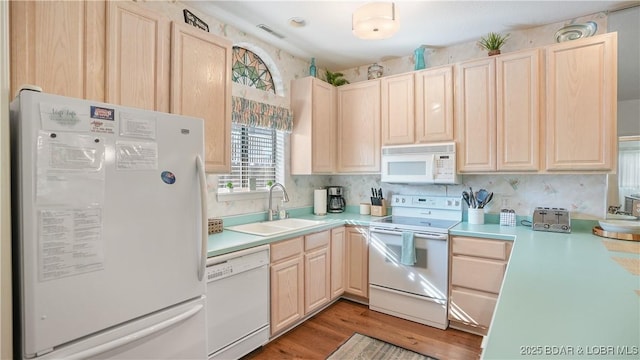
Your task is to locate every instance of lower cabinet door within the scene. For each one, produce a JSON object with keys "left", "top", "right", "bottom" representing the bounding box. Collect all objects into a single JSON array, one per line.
[
  {"left": 270, "top": 256, "right": 304, "bottom": 335},
  {"left": 304, "top": 246, "right": 330, "bottom": 314},
  {"left": 449, "top": 288, "right": 498, "bottom": 329}
]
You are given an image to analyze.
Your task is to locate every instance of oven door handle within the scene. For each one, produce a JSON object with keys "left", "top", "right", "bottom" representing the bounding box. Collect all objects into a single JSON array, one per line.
[{"left": 370, "top": 227, "right": 448, "bottom": 241}]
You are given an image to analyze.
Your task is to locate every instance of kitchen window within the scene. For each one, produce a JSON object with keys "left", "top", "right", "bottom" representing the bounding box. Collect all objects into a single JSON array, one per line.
[
  {"left": 218, "top": 124, "right": 284, "bottom": 193},
  {"left": 218, "top": 46, "right": 291, "bottom": 197}
]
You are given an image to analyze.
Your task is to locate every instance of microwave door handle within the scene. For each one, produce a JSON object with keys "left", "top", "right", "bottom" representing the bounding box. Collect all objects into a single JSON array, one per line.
[{"left": 429, "top": 154, "right": 436, "bottom": 181}]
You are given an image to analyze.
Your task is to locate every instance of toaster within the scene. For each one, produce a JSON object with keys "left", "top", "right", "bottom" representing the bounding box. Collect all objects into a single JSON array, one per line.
[{"left": 532, "top": 207, "right": 571, "bottom": 233}]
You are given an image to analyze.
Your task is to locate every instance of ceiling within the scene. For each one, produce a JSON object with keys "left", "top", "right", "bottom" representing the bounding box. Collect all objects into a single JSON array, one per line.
[{"left": 184, "top": 1, "right": 636, "bottom": 70}]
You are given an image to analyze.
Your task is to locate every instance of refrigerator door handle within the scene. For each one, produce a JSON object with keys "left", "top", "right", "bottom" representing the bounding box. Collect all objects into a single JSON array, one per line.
[
  {"left": 196, "top": 155, "right": 207, "bottom": 282},
  {"left": 66, "top": 303, "right": 204, "bottom": 360}
]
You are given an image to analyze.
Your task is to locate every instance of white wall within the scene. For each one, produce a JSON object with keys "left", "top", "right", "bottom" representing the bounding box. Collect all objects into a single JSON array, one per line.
[
  {"left": 618, "top": 99, "right": 640, "bottom": 136},
  {"left": 1, "top": 0, "right": 13, "bottom": 357}
]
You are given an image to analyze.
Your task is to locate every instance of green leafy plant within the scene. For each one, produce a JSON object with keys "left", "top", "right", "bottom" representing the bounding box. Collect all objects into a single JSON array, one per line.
[
  {"left": 266, "top": 180, "right": 274, "bottom": 187},
  {"left": 324, "top": 70, "right": 350, "bottom": 87},
  {"left": 478, "top": 32, "right": 510, "bottom": 51},
  {"left": 226, "top": 182, "right": 234, "bottom": 189}
]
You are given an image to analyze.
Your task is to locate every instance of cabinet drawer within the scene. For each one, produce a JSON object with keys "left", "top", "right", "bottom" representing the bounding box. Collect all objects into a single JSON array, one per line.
[
  {"left": 449, "top": 288, "right": 497, "bottom": 329},
  {"left": 451, "top": 236, "right": 510, "bottom": 260},
  {"left": 271, "top": 237, "right": 303, "bottom": 262},
  {"left": 305, "top": 230, "right": 330, "bottom": 251},
  {"left": 451, "top": 256, "right": 506, "bottom": 293}
]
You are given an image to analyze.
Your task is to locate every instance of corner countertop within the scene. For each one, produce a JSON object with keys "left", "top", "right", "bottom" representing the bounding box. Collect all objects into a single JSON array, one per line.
[
  {"left": 452, "top": 223, "right": 640, "bottom": 359},
  {"left": 207, "top": 211, "right": 380, "bottom": 257},
  {"left": 208, "top": 213, "right": 640, "bottom": 359}
]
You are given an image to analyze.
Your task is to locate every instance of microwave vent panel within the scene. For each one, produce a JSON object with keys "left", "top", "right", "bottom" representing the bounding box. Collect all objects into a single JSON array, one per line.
[{"left": 382, "top": 142, "right": 455, "bottom": 156}]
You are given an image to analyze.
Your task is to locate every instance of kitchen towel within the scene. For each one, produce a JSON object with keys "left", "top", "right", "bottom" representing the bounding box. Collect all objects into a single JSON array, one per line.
[
  {"left": 400, "top": 231, "right": 416, "bottom": 266},
  {"left": 314, "top": 188, "right": 327, "bottom": 215}
]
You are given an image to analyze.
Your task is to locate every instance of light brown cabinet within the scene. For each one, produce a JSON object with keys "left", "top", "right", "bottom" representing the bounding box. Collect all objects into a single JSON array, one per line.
[
  {"left": 170, "top": 22, "right": 232, "bottom": 173},
  {"left": 545, "top": 33, "right": 617, "bottom": 171},
  {"left": 270, "top": 237, "right": 304, "bottom": 336},
  {"left": 449, "top": 236, "right": 512, "bottom": 336},
  {"left": 330, "top": 226, "right": 346, "bottom": 299},
  {"left": 457, "top": 49, "right": 542, "bottom": 172},
  {"left": 381, "top": 73, "right": 414, "bottom": 145},
  {"left": 303, "top": 230, "right": 331, "bottom": 314},
  {"left": 10, "top": 0, "right": 106, "bottom": 101},
  {"left": 415, "top": 65, "right": 455, "bottom": 143},
  {"left": 344, "top": 226, "right": 369, "bottom": 299},
  {"left": 337, "top": 80, "right": 381, "bottom": 173},
  {"left": 496, "top": 49, "right": 542, "bottom": 171},
  {"left": 290, "top": 77, "right": 336, "bottom": 174},
  {"left": 10, "top": 1, "right": 232, "bottom": 174},
  {"left": 380, "top": 66, "right": 454, "bottom": 146},
  {"left": 456, "top": 58, "right": 496, "bottom": 172},
  {"left": 106, "top": 1, "right": 170, "bottom": 112}
]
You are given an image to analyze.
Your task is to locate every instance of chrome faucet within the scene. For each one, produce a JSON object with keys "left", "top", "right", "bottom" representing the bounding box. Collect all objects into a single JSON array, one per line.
[{"left": 268, "top": 182, "right": 290, "bottom": 221}]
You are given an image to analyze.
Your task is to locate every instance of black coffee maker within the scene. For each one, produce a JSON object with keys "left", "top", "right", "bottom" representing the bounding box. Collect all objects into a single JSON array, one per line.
[{"left": 327, "top": 186, "right": 346, "bottom": 213}]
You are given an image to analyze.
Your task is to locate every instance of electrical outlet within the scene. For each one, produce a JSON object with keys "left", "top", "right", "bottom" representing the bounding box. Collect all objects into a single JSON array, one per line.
[{"left": 501, "top": 197, "right": 511, "bottom": 209}]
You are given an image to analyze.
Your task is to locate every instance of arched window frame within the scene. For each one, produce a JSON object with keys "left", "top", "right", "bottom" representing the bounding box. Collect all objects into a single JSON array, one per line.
[{"left": 218, "top": 44, "right": 286, "bottom": 198}]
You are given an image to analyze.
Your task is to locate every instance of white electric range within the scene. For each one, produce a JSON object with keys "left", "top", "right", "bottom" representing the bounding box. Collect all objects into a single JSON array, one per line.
[{"left": 368, "top": 194, "right": 462, "bottom": 329}]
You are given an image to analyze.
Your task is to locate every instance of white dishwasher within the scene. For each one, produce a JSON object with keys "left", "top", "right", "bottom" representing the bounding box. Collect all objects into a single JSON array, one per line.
[{"left": 206, "top": 244, "right": 270, "bottom": 359}]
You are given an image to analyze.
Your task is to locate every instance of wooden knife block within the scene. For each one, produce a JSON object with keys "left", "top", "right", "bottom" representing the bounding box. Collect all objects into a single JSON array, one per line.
[{"left": 370, "top": 201, "right": 387, "bottom": 217}]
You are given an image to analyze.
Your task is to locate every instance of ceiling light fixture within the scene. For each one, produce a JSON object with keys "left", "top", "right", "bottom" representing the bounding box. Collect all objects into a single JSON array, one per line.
[{"left": 352, "top": 2, "right": 399, "bottom": 40}]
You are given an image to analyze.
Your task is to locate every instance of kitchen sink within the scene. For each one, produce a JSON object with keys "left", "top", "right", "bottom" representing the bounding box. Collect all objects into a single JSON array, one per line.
[{"left": 226, "top": 218, "right": 325, "bottom": 236}]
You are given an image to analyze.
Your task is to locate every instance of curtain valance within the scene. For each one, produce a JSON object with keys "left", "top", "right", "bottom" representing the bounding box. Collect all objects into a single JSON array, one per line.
[{"left": 231, "top": 96, "right": 293, "bottom": 132}]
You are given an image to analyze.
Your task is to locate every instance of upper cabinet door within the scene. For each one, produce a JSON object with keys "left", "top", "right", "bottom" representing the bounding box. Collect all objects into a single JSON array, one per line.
[
  {"left": 170, "top": 22, "right": 232, "bottom": 173},
  {"left": 456, "top": 58, "right": 496, "bottom": 172},
  {"left": 381, "top": 73, "right": 414, "bottom": 145},
  {"left": 290, "top": 77, "right": 336, "bottom": 174},
  {"left": 337, "top": 81, "right": 381, "bottom": 173},
  {"left": 10, "top": 0, "right": 106, "bottom": 101},
  {"left": 496, "top": 49, "right": 542, "bottom": 171},
  {"left": 545, "top": 33, "right": 617, "bottom": 171},
  {"left": 106, "top": 1, "right": 170, "bottom": 112},
  {"left": 415, "top": 65, "right": 454, "bottom": 143}
]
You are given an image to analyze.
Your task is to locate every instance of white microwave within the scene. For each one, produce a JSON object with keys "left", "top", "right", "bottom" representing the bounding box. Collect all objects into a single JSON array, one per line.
[{"left": 381, "top": 142, "right": 460, "bottom": 184}]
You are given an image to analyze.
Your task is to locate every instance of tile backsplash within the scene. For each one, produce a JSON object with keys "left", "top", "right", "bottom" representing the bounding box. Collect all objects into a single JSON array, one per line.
[
  {"left": 208, "top": 172, "right": 607, "bottom": 220},
  {"left": 328, "top": 174, "right": 607, "bottom": 220}
]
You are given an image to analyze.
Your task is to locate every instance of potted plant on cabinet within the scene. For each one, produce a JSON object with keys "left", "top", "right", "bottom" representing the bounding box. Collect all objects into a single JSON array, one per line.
[
  {"left": 478, "top": 32, "right": 510, "bottom": 56},
  {"left": 324, "top": 70, "right": 349, "bottom": 86}
]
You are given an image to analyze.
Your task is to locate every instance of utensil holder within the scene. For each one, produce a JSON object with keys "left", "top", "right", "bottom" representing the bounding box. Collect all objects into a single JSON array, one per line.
[
  {"left": 370, "top": 201, "right": 387, "bottom": 217},
  {"left": 468, "top": 209, "right": 485, "bottom": 225}
]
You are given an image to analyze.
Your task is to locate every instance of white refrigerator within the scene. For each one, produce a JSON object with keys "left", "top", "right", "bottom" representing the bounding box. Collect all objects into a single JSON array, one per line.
[{"left": 10, "top": 90, "right": 208, "bottom": 359}]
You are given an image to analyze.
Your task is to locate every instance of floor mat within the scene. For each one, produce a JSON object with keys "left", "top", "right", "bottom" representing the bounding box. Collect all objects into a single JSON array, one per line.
[{"left": 326, "top": 332, "right": 438, "bottom": 360}]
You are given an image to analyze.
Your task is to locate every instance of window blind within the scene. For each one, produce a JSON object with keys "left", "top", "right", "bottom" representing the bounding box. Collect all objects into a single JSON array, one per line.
[{"left": 219, "top": 124, "right": 278, "bottom": 190}]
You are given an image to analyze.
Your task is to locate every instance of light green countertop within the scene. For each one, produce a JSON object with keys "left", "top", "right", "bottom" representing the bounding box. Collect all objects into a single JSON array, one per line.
[
  {"left": 453, "top": 223, "right": 640, "bottom": 359},
  {"left": 207, "top": 209, "right": 379, "bottom": 257},
  {"left": 208, "top": 212, "right": 640, "bottom": 359}
]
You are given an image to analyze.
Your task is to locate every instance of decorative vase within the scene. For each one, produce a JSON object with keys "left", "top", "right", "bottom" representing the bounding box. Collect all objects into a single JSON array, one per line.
[
  {"left": 309, "top": 57, "right": 317, "bottom": 77},
  {"left": 488, "top": 49, "right": 501, "bottom": 56},
  {"left": 414, "top": 47, "right": 426, "bottom": 70},
  {"left": 367, "top": 63, "right": 383, "bottom": 80}
]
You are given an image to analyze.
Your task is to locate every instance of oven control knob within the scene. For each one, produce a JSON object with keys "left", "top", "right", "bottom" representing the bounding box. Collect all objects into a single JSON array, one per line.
[
  {"left": 401, "top": 198, "right": 406, "bottom": 203},
  {"left": 395, "top": 198, "right": 400, "bottom": 203},
  {"left": 544, "top": 223, "right": 550, "bottom": 229}
]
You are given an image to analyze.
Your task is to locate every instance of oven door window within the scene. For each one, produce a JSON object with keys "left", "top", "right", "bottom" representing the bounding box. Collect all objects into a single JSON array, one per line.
[
  {"left": 384, "top": 244, "right": 427, "bottom": 269},
  {"left": 369, "top": 232, "right": 448, "bottom": 300}
]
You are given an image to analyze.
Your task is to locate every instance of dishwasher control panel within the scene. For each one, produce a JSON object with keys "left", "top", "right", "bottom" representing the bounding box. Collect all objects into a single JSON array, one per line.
[{"left": 206, "top": 248, "right": 269, "bottom": 282}]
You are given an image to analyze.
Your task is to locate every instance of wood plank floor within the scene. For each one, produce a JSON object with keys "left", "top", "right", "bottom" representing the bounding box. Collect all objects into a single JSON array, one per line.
[{"left": 243, "top": 299, "right": 482, "bottom": 360}]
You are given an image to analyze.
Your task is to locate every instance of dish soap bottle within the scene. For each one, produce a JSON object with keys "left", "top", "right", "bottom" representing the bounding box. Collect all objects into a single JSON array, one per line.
[
  {"left": 278, "top": 200, "right": 287, "bottom": 219},
  {"left": 309, "top": 58, "right": 316, "bottom": 77}
]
